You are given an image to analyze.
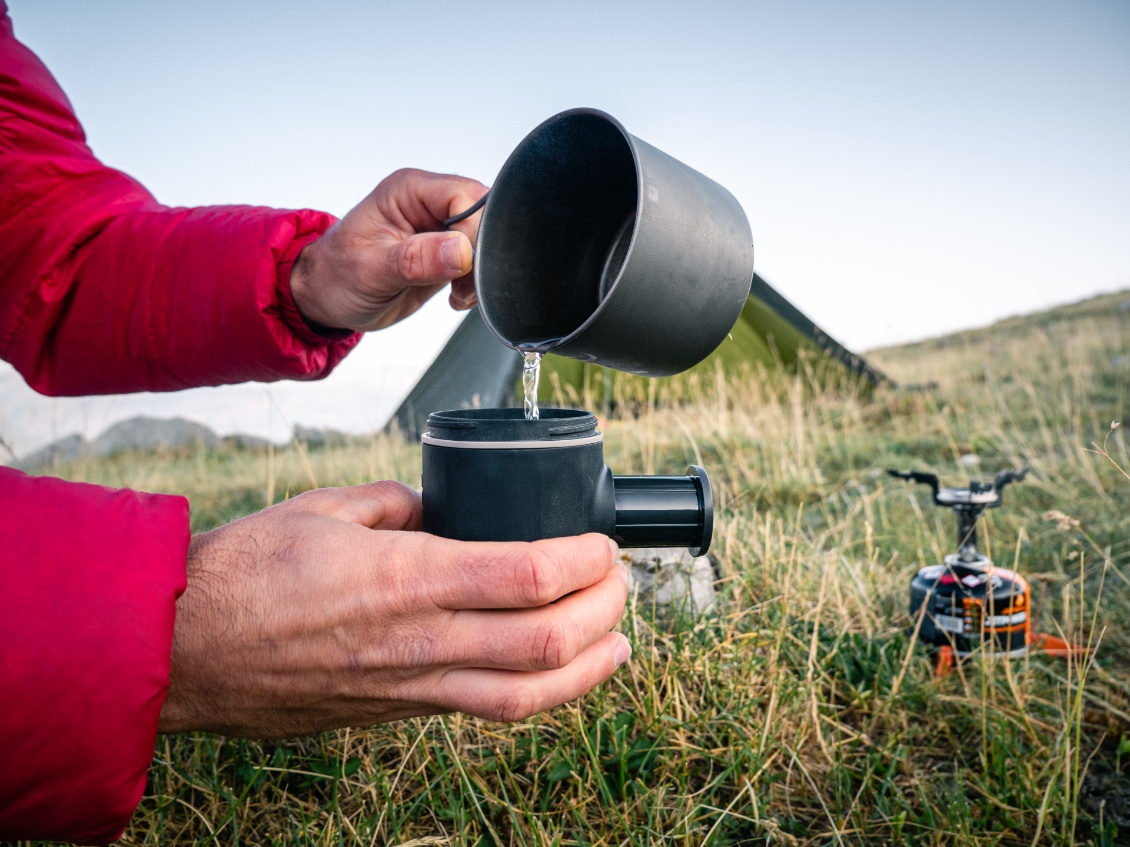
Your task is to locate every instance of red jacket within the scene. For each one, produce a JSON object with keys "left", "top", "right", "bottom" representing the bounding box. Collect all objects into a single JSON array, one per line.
[{"left": 0, "top": 6, "right": 359, "bottom": 842}]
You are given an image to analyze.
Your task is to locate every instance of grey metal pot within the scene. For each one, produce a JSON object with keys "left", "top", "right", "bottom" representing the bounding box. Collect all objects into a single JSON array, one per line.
[{"left": 474, "top": 108, "right": 754, "bottom": 377}]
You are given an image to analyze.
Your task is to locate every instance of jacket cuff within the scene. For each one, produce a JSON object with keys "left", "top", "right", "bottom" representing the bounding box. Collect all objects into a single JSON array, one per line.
[
  {"left": 275, "top": 230, "right": 361, "bottom": 346},
  {"left": 0, "top": 469, "right": 189, "bottom": 844}
]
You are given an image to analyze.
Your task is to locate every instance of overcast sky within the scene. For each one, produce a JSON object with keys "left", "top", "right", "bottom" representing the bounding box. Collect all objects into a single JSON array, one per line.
[{"left": 2, "top": 0, "right": 1127, "bottom": 457}]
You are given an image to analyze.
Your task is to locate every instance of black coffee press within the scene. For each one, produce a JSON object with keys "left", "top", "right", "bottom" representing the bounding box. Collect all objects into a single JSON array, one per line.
[
  {"left": 421, "top": 108, "right": 753, "bottom": 555},
  {"left": 422, "top": 409, "right": 712, "bottom": 555}
]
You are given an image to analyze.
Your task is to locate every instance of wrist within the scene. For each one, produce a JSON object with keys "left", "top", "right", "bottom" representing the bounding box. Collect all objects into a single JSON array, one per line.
[
  {"left": 288, "top": 241, "right": 322, "bottom": 326},
  {"left": 161, "top": 530, "right": 233, "bottom": 736},
  {"left": 278, "top": 232, "right": 358, "bottom": 342}
]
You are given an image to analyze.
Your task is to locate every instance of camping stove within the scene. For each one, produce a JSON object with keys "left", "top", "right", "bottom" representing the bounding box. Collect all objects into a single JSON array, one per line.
[
  {"left": 889, "top": 466, "right": 1093, "bottom": 675},
  {"left": 888, "top": 467, "right": 1031, "bottom": 658}
]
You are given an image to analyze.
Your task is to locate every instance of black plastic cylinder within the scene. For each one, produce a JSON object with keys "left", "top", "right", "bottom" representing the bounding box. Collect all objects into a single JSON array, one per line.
[
  {"left": 422, "top": 409, "right": 613, "bottom": 543},
  {"left": 613, "top": 468, "right": 712, "bottom": 556},
  {"left": 421, "top": 408, "right": 712, "bottom": 554}
]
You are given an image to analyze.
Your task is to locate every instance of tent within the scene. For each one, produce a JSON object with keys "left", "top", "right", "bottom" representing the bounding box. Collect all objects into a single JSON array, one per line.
[{"left": 389, "top": 272, "right": 887, "bottom": 438}]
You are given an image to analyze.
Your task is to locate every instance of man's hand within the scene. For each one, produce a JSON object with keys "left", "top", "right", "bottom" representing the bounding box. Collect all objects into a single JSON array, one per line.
[
  {"left": 159, "top": 482, "right": 630, "bottom": 738},
  {"left": 290, "top": 169, "right": 489, "bottom": 332}
]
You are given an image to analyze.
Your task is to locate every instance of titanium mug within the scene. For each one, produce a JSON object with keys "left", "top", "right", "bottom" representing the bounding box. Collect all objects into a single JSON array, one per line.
[{"left": 473, "top": 107, "right": 755, "bottom": 377}]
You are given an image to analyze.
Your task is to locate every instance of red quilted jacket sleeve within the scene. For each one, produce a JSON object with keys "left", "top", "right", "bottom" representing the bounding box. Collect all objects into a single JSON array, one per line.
[
  {"left": 0, "top": 469, "right": 189, "bottom": 845},
  {"left": 0, "top": 7, "right": 360, "bottom": 393},
  {"left": 0, "top": 5, "right": 360, "bottom": 842}
]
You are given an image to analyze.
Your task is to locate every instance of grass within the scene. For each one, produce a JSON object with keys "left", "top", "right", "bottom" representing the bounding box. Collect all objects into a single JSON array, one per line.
[{"left": 17, "top": 290, "right": 1130, "bottom": 846}]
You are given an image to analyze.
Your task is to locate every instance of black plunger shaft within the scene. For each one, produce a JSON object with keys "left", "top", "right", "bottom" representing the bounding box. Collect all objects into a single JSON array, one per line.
[{"left": 612, "top": 466, "right": 713, "bottom": 555}]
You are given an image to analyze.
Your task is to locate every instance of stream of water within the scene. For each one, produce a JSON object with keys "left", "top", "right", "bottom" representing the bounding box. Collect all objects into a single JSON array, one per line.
[{"left": 521, "top": 350, "right": 543, "bottom": 420}]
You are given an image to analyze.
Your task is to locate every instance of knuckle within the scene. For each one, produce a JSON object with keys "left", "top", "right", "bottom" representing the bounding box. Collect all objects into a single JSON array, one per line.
[
  {"left": 492, "top": 685, "right": 540, "bottom": 723},
  {"left": 397, "top": 239, "right": 429, "bottom": 282},
  {"left": 382, "top": 622, "right": 439, "bottom": 673},
  {"left": 368, "top": 481, "right": 421, "bottom": 529},
  {"left": 330, "top": 489, "right": 366, "bottom": 520},
  {"left": 514, "top": 547, "right": 561, "bottom": 607},
  {"left": 286, "top": 487, "right": 344, "bottom": 515},
  {"left": 532, "top": 618, "right": 577, "bottom": 671},
  {"left": 415, "top": 534, "right": 453, "bottom": 605},
  {"left": 287, "top": 487, "right": 320, "bottom": 507},
  {"left": 382, "top": 535, "right": 433, "bottom": 610},
  {"left": 386, "top": 166, "right": 421, "bottom": 186},
  {"left": 371, "top": 479, "right": 411, "bottom": 499},
  {"left": 382, "top": 480, "right": 422, "bottom": 511}
]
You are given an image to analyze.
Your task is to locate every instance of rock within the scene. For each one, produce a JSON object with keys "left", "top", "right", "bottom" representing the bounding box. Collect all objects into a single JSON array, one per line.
[
  {"left": 293, "top": 424, "right": 351, "bottom": 448},
  {"left": 957, "top": 453, "right": 980, "bottom": 468},
  {"left": 92, "top": 416, "right": 219, "bottom": 455},
  {"left": 222, "top": 433, "right": 274, "bottom": 451},
  {"left": 15, "top": 434, "right": 90, "bottom": 469},
  {"left": 15, "top": 416, "right": 221, "bottom": 468},
  {"left": 622, "top": 547, "right": 718, "bottom": 617}
]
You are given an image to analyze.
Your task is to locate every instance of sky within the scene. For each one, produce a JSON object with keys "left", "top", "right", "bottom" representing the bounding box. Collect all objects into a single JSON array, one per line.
[{"left": 1, "top": 0, "right": 1128, "bottom": 458}]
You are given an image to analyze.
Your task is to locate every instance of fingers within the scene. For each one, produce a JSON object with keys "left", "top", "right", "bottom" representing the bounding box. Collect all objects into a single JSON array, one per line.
[
  {"left": 432, "top": 631, "right": 632, "bottom": 722},
  {"left": 294, "top": 168, "right": 487, "bottom": 331},
  {"left": 445, "top": 564, "right": 629, "bottom": 671},
  {"left": 449, "top": 275, "right": 476, "bottom": 310},
  {"left": 287, "top": 482, "right": 422, "bottom": 531},
  {"left": 377, "top": 169, "right": 484, "bottom": 309},
  {"left": 379, "top": 168, "right": 489, "bottom": 232},
  {"left": 420, "top": 533, "right": 620, "bottom": 610},
  {"left": 386, "top": 230, "right": 472, "bottom": 290}
]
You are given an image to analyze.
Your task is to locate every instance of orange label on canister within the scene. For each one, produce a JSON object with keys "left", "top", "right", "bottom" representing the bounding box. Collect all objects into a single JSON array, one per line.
[{"left": 962, "top": 597, "right": 981, "bottom": 633}]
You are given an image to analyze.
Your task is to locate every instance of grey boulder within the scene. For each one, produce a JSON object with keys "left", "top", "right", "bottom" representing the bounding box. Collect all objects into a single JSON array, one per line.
[{"left": 621, "top": 547, "right": 718, "bottom": 617}]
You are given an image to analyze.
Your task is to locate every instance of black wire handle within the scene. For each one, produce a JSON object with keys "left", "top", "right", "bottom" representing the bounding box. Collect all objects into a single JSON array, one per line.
[{"left": 443, "top": 191, "right": 490, "bottom": 229}]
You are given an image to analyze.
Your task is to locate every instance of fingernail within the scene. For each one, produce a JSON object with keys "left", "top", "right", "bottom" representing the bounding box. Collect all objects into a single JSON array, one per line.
[
  {"left": 441, "top": 236, "right": 467, "bottom": 273},
  {"left": 450, "top": 283, "right": 476, "bottom": 310},
  {"left": 614, "top": 635, "right": 632, "bottom": 667},
  {"left": 607, "top": 538, "right": 620, "bottom": 562},
  {"left": 617, "top": 563, "right": 630, "bottom": 588}
]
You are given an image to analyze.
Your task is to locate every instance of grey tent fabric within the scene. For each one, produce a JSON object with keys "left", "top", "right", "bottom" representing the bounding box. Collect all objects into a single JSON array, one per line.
[
  {"left": 388, "top": 274, "right": 887, "bottom": 438},
  {"left": 389, "top": 307, "right": 520, "bottom": 438},
  {"left": 749, "top": 272, "right": 889, "bottom": 385}
]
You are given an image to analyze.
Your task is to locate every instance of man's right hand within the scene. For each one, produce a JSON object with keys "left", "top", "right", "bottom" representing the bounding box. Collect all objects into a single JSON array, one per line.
[{"left": 158, "top": 482, "right": 631, "bottom": 738}]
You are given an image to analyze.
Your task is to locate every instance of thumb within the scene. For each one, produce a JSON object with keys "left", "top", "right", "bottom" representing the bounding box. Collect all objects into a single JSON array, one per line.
[
  {"left": 286, "top": 481, "right": 423, "bottom": 531},
  {"left": 389, "top": 231, "right": 473, "bottom": 287}
]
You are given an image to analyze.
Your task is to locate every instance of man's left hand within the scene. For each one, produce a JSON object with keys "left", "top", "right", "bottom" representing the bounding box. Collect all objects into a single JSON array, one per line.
[{"left": 289, "top": 169, "right": 488, "bottom": 332}]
